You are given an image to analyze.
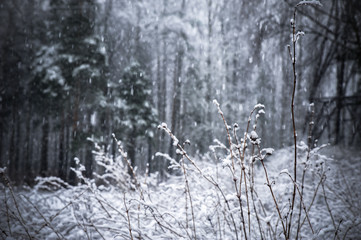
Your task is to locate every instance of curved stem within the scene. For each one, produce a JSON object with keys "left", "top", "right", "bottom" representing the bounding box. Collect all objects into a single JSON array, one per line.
[{"left": 288, "top": 8, "right": 298, "bottom": 239}]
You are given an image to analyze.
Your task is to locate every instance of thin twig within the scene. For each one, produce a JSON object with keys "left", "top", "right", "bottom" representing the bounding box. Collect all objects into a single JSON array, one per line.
[
  {"left": 0, "top": 172, "right": 32, "bottom": 239},
  {"left": 3, "top": 187, "right": 12, "bottom": 236},
  {"left": 321, "top": 176, "right": 340, "bottom": 240},
  {"left": 37, "top": 189, "right": 87, "bottom": 233},
  {"left": 123, "top": 193, "right": 134, "bottom": 240},
  {"left": 256, "top": 145, "right": 287, "bottom": 239},
  {"left": 213, "top": 100, "right": 247, "bottom": 240},
  {"left": 89, "top": 220, "right": 106, "bottom": 240},
  {"left": 296, "top": 103, "right": 314, "bottom": 239},
  {"left": 113, "top": 134, "right": 144, "bottom": 201},
  {"left": 279, "top": 171, "right": 314, "bottom": 234},
  {"left": 22, "top": 195, "right": 65, "bottom": 240},
  {"left": 300, "top": 173, "right": 323, "bottom": 228},
  {"left": 234, "top": 125, "right": 251, "bottom": 237},
  {"left": 159, "top": 123, "right": 239, "bottom": 239},
  {"left": 333, "top": 219, "right": 343, "bottom": 240},
  {"left": 180, "top": 150, "right": 197, "bottom": 240}
]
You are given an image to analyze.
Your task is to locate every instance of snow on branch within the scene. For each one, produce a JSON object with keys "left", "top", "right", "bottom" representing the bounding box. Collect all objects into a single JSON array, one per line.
[{"left": 296, "top": 0, "right": 323, "bottom": 7}]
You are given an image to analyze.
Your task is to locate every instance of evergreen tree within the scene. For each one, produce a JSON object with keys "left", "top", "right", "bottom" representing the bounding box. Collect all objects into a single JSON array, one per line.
[
  {"left": 30, "top": 0, "right": 107, "bottom": 183},
  {"left": 119, "top": 62, "right": 157, "bottom": 174}
]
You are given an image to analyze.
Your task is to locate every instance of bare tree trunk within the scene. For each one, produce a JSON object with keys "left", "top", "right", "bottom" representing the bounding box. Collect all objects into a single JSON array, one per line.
[
  {"left": 24, "top": 101, "right": 33, "bottom": 185},
  {"left": 127, "top": 130, "right": 137, "bottom": 177},
  {"left": 0, "top": 121, "right": 3, "bottom": 168},
  {"left": 280, "top": 32, "right": 291, "bottom": 147},
  {"left": 147, "top": 138, "right": 152, "bottom": 173},
  {"left": 85, "top": 112, "right": 93, "bottom": 179},
  {"left": 69, "top": 92, "right": 80, "bottom": 185},
  {"left": 64, "top": 122, "right": 70, "bottom": 181},
  {"left": 58, "top": 109, "right": 66, "bottom": 180},
  {"left": 9, "top": 107, "right": 17, "bottom": 181},
  {"left": 40, "top": 116, "right": 49, "bottom": 177},
  {"left": 169, "top": 45, "right": 184, "bottom": 159},
  {"left": 335, "top": 56, "right": 345, "bottom": 144},
  {"left": 15, "top": 110, "right": 21, "bottom": 182}
]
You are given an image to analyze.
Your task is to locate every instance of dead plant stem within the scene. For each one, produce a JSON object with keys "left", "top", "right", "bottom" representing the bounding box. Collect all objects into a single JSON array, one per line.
[
  {"left": 181, "top": 155, "right": 197, "bottom": 240},
  {"left": 123, "top": 193, "right": 134, "bottom": 240},
  {"left": 257, "top": 148, "right": 287, "bottom": 239},
  {"left": 288, "top": 8, "right": 298, "bottom": 239}
]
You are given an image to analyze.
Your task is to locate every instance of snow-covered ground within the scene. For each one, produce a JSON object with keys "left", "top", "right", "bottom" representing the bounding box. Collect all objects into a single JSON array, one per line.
[{"left": 1, "top": 143, "right": 360, "bottom": 239}]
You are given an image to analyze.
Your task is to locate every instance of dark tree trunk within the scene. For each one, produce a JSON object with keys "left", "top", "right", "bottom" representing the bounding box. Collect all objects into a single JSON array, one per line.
[
  {"left": 58, "top": 109, "right": 66, "bottom": 180},
  {"left": 280, "top": 31, "right": 291, "bottom": 147},
  {"left": 9, "top": 108, "right": 17, "bottom": 181},
  {"left": 24, "top": 104, "right": 33, "bottom": 185},
  {"left": 0, "top": 121, "right": 3, "bottom": 168},
  {"left": 335, "top": 56, "right": 345, "bottom": 144},
  {"left": 68, "top": 128, "right": 78, "bottom": 186},
  {"left": 68, "top": 93, "right": 80, "bottom": 186},
  {"left": 127, "top": 131, "right": 137, "bottom": 177},
  {"left": 40, "top": 117, "right": 49, "bottom": 177},
  {"left": 64, "top": 122, "right": 70, "bottom": 181},
  {"left": 147, "top": 137, "right": 152, "bottom": 173},
  {"left": 85, "top": 112, "right": 93, "bottom": 179},
  {"left": 169, "top": 45, "right": 183, "bottom": 159},
  {"left": 112, "top": 136, "right": 117, "bottom": 162},
  {"left": 15, "top": 110, "right": 21, "bottom": 182},
  {"left": 85, "top": 140, "right": 93, "bottom": 179}
]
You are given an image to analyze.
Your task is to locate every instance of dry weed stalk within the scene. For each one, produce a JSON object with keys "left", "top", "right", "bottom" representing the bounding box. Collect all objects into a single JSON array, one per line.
[
  {"left": 287, "top": 7, "right": 298, "bottom": 239},
  {"left": 123, "top": 193, "right": 134, "bottom": 240},
  {"left": 158, "top": 122, "right": 240, "bottom": 239},
  {"left": 180, "top": 142, "right": 197, "bottom": 240},
  {"left": 286, "top": 2, "right": 322, "bottom": 238},
  {"left": 23, "top": 195, "right": 65, "bottom": 239},
  {"left": 257, "top": 145, "right": 288, "bottom": 239},
  {"left": 0, "top": 170, "right": 32, "bottom": 239},
  {"left": 112, "top": 134, "right": 144, "bottom": 200},
  {"left": 296, "top": 103, "right": 315, "bottom": 239},
  {"left": 213, "top": 99, "right": 248, "bottom": 240}
]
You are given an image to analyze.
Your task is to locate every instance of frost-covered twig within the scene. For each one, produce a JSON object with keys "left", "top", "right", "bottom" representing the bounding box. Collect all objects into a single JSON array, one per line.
[
  {"left": 342, "top": 220, "right": 361, "bottom": 240},
  {"left": 249, "top": 143, "right": 265, "bottom": 239},
  {"left": 213, "top": 99, "right": 235, "bottom": 170},
  {"left": 279, "top": 170, "right": 314, "bottom": 234},
  {"left": 2, "top": 184, "right": 12, "bottom": 236},
  {"left": 296, "top": 0, "right": 322, "bottom": 7},
  {"left": 300, "top": 173, "right": 324, "bottom": 229},
  {"left": 36, "top": 189, "right": 87, "bottom": 233},
  {"left": 233, "top": 123, "right": 252, "bottom": 234},
  {"left": 112, "top": 134, "right": 144, "bottom": 200},
  {"left": 22, "top": 195, "right": 65, "bottom": 240},
  {"left": 287, "top": 7, "right": 298, "bottom": 239},
  {"left": 0, "top": 171, "right": 32, "bottom": 239},
  {"left": 88, "top": 220, "right": 106, "bottom": 240},
  {"left": 180, "top": 142, "right": 197, "bottom": 240},
  {"left": 213, "top": 99, "right": 247, "bottom": 240},
  {"left": 158, "top": 122, "right": 239, "bottom": 239},
  {"left": 241, "top": 104, "right": 265, "bottom": 164},
  {"left": 321, "top": 176, "right": 340, "bottom": 240},
  {"left": 256, "top": 145, "right": 287, "bottom": 239},
  {"left": 296, "top": 103, "right": 315, "bottom": 239}
]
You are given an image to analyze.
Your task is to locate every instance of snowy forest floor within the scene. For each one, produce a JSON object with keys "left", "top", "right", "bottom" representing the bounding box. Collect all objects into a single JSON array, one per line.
[{"left": 1, "top": 143, "right": 361, "bottom": 240}]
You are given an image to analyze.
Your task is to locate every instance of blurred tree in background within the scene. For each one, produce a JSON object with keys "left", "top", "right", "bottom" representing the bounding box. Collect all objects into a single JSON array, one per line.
[{"left": 119, "top": 62, "right": 157, "bottom": 174}]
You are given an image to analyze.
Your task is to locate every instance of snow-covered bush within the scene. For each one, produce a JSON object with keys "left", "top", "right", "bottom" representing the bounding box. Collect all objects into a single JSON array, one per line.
[{"left": 1, "top": 101, "right": 360, "bottom": 239}]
